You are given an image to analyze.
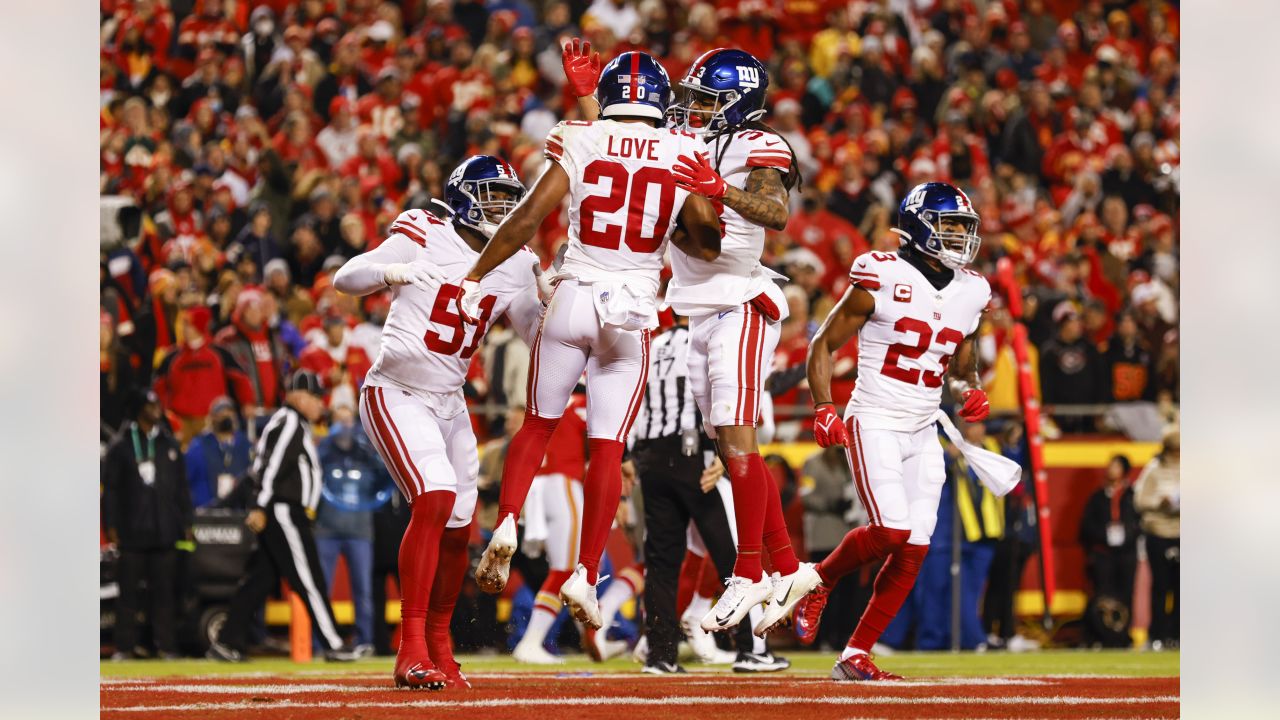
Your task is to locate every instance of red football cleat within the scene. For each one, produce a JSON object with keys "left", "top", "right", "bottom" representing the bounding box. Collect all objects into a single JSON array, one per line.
[
  {"left": 394, "top": 653, "right": 447, "bottom": 691},
  {"left": 428, "top": 632, "right": 471, "bottom": 690},
  {"left": 792, "top": 582, "right": 831, "bottom": 646},
  {"left": 830, "top": 653, "right": 903, "bottom": 682},
  {"left": 438, "top": 663, "right": 472, "bottom": 690}
]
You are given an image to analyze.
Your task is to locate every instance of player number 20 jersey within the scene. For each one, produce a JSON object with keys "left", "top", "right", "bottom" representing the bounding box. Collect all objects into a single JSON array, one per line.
[
  {"left": 544, "top": 120, "right": 706, "bottom": 298},
  {"left": 844, "top": 251, "right": 991, "bottom": 431}
]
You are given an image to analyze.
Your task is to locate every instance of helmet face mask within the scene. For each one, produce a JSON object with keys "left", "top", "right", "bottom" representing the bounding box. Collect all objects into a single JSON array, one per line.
[
  {"left": 459, "top": 178, "right": 524, "bottom": 238},
  {"left": 674, "top": 83, "right": 736, "bottom": 134},
  {"left": 925, "top": 211, "right": 981, "bottom": 269}
]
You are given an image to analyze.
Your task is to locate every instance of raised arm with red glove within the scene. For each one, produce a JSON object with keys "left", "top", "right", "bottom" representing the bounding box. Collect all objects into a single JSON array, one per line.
[{"left": 562, "top": 37, "right": 601, "bottom": 99}]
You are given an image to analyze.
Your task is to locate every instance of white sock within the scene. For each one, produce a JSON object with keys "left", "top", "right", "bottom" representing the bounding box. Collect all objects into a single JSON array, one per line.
[
  {"left": 748, "top": 605, "right": 766, "bottom": 654},
  {"left": 840, "top": 646, "right": 868, "bottom": 661},
  {"left": 519, "top": 605, "right": 557, "bottom": 649},
  {"left": 598, "top": 578, "right": 634, "bottom": 629},
  {"left": 685, "top": 594, "right": 713, "bottom": 620}
]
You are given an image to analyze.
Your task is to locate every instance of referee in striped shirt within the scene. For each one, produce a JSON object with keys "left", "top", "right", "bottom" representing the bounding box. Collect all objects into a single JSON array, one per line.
[
  {"left": 632, "top": 318, "right": 755, "bottom": 672},
  {"left": 209, "top": 370, "right": 357, "bottom": 662}
]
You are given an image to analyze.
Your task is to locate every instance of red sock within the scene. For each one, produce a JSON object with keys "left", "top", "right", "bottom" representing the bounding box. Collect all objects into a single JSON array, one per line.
[
  {"left": 579, "top": 439, "right": 625, "bottom": 585},
  {"left": 675, "top": 551, "right": 705, "bottom": 616},
  {"left": 425, "top": 522, "right": 471, "bottom": 668},
  {"left": 816, "top": 525, "right": 911, "bottom": 586},
  {"left": 496, "top": 413, "right": 560, "bottom": 523},
  {"left": 398, "top": 490, "right": 455, "bottom": 656},
  {"left": 759, "top": 455, "right": 800, "bottom": 576},
  {"left": 848, "top": 543, "right": 929, "bottom": 652},
  {"left": 726, "top": 453, "right": 766, "bottom": 581}
]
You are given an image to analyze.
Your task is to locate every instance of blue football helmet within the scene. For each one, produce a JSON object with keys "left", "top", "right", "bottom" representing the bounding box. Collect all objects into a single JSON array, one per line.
[
  {"left": 893, "top": 182, "right": 982, "bottom": 269},
  {"left": 596, "top": 51, "right": 672, "bottom": 121},
  {"left": 672, "top": 48, "right": 769, "bottom": 135},
  {"left": 441, "top": 155, "right": 526, "bottom": 238}
]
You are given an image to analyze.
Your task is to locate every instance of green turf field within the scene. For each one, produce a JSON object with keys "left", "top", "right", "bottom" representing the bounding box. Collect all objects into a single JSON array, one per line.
[{"left": 100, "top": 648, "right": 1179, "bottom": 679}]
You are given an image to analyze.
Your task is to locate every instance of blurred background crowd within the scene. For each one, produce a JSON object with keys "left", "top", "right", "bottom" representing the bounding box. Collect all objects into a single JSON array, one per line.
[{"left": 99, "top": 0, "right": 1179, "bottom": 660}]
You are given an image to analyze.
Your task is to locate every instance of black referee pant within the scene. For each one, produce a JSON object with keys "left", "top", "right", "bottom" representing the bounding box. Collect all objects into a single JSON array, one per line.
[
  {"left": 635, "top": 435, "right": 751, "bottom": 665},
  {"left": 219, "top": 502, "right": 345, "bottom": 653}
]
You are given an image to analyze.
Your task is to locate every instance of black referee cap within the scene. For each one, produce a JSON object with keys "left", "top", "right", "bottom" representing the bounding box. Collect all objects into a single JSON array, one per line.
[{"left": 287, "top": 369, "right": 324, "bottom": 397}]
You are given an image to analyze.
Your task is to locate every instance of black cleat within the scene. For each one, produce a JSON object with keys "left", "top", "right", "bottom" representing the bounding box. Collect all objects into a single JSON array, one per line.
[
  {"left": 641, "top": 660, "right": 688, "bottom": 675},
  {"left": 324, "top": 645, "right": 361, "bottom": 662},
  {"left": 732, "top": 651, "right": 791, "bottom": 673}
]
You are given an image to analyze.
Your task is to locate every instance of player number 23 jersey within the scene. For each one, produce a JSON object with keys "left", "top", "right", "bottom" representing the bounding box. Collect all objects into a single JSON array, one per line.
[{"left": 845, "top": 251, "right": 991, "bottom": 431}]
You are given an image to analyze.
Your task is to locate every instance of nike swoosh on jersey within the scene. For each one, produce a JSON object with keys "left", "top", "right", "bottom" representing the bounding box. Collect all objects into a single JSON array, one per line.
[{"left": 764, "top": 140, "right": 781, "bottom": 147}]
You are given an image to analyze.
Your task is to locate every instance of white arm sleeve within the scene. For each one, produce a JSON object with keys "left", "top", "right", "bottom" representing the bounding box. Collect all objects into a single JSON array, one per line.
[{"left": 332, "top": 235, "right": 420, "bottom": 296}]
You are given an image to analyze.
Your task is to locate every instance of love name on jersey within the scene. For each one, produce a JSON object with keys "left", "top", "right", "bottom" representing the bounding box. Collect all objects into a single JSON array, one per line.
[{"left": 605, "top": 135, "right": 660, "bottom": 161}]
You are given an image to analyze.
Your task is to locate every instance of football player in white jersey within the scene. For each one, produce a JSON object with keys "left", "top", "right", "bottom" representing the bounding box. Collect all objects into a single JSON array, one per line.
[
  {"left": 332, "top": 155, "right": 547, "bottom": 690},
  {"left": 455, "top": 51, "right": 723, "bottom": 629},
  {"left": 793, "top": 181, "right": 993, "bottom": 682},
  {"left": 661, "top": 48, "right": 822, "bottom": 635},
  {"left": 564, "top": 44, "right": 817, "bottom": 635}
]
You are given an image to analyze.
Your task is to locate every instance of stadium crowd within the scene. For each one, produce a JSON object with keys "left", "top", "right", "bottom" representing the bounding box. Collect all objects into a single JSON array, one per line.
[{"left": 99, "top": 0, "right": 1179, "bottom": 658}]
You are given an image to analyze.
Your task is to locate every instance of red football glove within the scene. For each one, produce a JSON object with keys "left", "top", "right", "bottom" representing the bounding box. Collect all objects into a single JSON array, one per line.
[
  {"left": 959, "top": 388, "right": 990, "bottom": 422},
  {"left": 673, "top": 153, "right": 728, "bottom": 200},
  {"left": 813, "top": 403, "right": 850, "bottom": 448},
  {"left": 562, "top": 37, "right": 601, "bottom": 99},
  {"left": 456, "top": 278, "right": 483, "bottom": 325},
  {"left": 748, "top": 292, "right": 781, "bottom": 322}
]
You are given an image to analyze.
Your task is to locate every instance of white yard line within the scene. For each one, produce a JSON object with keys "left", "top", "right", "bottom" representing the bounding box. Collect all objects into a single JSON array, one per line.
[
  {"left": 106, "top": 693, "right": 1181, "bottom": 713},
  {"left": 101, "top": 675, "right": 1056, "bottom": 690}
]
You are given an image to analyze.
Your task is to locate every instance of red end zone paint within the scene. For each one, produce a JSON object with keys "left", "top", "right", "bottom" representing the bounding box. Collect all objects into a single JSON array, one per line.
[{"left": 102, "top": 675, "right": 1179, "bottom": 720}]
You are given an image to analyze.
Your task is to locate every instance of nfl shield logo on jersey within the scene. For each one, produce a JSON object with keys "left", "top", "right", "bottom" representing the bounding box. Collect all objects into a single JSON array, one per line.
[
  {"left": 894, "top": 284, "right": 913, "bottom": 302},
  {"left": 600, "top": 290, "right": 611, "bottom": 303}
]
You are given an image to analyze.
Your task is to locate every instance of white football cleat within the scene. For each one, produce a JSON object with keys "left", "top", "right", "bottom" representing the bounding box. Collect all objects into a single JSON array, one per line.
[
  {"left": 700, "top": 575, "right": 773, "bottom": 633},
  {"left": 753, "top": 563, "right": 823, "bottom": 637},
  {"left": 559, "top": 564, "right": 604, "bottom": 629},
  {"left": 475, "top": 515, "right": 517, "bottom": 594},
  {"left": 512, "top": 640, "right": 565, "bottom": 665},
  {"left": 681, "top": 605, "right": 736, "bottom": 664}
]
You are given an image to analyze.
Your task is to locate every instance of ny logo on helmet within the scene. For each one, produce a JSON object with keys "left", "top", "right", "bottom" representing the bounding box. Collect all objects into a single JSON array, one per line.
[
  {"left": 736, "top": 66, "right": 760, "bottom": 88},
  {"left": 904, "top": 185, "right": 927, "bottom": 213}
]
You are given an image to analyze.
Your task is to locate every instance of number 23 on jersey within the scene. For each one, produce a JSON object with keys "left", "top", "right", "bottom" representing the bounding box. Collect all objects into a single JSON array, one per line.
[{"left": 880, "top": 317, "right": 963, "bottom": 388}]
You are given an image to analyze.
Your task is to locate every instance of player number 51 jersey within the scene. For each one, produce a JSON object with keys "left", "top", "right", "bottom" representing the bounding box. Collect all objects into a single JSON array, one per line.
[
  {"left": 363, "top": 210, "right": 541, "bottom": 404},
  {"left": 845, "top": 251, "right": 991, "bottom": 431}
]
